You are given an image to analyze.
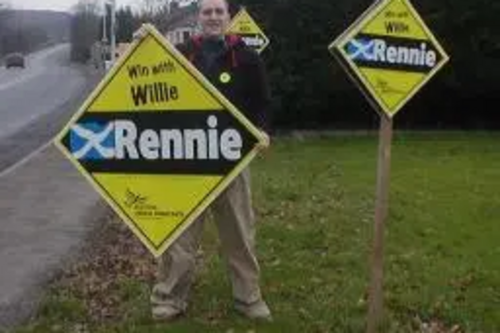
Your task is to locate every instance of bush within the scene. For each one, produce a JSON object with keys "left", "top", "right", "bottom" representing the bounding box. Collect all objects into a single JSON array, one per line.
[{"left": 236, "top": 0, "right": 500, "bottom": 129}]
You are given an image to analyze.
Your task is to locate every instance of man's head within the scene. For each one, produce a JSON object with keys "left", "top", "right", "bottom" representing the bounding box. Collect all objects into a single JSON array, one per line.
[{"left": 198, "top": 0, "right": 230, "bottom": 39}]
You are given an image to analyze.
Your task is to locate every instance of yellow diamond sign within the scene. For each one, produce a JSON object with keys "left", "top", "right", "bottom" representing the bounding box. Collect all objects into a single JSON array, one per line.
[
  {"left": 226, "top": 8, "right": 269, "bottom": 54},
  {"left": 329, "top": 0, "right": 449, "bottom": 117},
  {"left": 54, "top": 24, "right": 266, "bottom": 257}
]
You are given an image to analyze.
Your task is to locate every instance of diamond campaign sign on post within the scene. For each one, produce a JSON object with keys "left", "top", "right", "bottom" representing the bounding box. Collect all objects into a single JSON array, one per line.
[
  {"left": 329, "top": 0, "right": 449, "bottom": 118},
  {"left": 226, "top": 8, "right": 270, "bottom": 54},
  {"left": 54, "top": 24, "right": 267, "bottom": 258},
  {"left": 327, "top": 1, "right": 449, "bottom": 331}
]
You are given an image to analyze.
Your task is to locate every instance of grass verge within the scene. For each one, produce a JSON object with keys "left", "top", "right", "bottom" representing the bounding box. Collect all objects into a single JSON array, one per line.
[{"left": 12, "top": 132, "right": 500, "bottom": 333}]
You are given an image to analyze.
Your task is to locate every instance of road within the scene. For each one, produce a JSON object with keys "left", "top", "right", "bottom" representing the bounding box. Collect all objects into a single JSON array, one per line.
[
  {"left": 0, "top": 45, "right": 87, "bottom": 138},
  {"left": 0, "top": 44, "right": 94, "bottom": 174},
  {"left": 0, "top": 44, "right": 107, "bottom": 329}
]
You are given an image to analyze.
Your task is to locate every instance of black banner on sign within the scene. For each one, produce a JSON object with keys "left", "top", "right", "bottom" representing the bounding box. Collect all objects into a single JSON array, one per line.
[
  {"left": 238, "top": 33, "right": 267, "bottom": 49},
  {"left": 345, "top": 33, "right": 442, "bottom": 73},
  {"left": 62, "top": 111, "right": 257, "bottom": 175}
]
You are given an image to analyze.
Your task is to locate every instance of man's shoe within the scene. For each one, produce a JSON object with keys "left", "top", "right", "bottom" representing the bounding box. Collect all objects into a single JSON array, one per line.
[
  {"left": 235, "top": 299, "right": 273, "bottom": 321},
  {"left": 152, "top": 305, "right": 183, "bottom": 322}
]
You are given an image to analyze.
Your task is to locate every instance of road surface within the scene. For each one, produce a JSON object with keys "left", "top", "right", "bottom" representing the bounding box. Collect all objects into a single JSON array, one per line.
[
  {"left": 0, "top": 44, "right": 107, "bottom": 330},
  {"left": 0, "top": 45, "right": 87, "bottom": 138},
  {"left": 0, "top": 44, "right": 90, "bottom": 174}
]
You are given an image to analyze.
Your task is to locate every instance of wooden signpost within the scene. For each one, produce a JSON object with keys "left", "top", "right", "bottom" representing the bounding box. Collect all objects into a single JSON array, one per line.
[{"left": 328, "top": 0, "right": 449, "bottom": 330}]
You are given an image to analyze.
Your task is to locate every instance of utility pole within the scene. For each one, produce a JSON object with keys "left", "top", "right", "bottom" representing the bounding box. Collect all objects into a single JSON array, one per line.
[
  {"left": 110, "top": 0, "right": 116, "bottom": 64},
  {"left": 102, "top": 2, "right": 108, "bottom": 44},
  {"left": 103, "top": 0, "right": 116, "bottom": 71}
]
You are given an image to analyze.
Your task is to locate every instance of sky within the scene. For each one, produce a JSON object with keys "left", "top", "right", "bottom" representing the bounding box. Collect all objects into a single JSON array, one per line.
[
  {"left": 11, "top": 0, "right": 141, "bottom": 12},
  {"left": 11, "top": 0, "right": 196, "bottom": 12}
]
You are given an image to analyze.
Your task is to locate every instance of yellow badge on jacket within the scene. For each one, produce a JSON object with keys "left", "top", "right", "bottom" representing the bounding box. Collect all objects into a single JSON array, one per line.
[{"left": 219, "top": 72, "right": 231, "bottom": 84}]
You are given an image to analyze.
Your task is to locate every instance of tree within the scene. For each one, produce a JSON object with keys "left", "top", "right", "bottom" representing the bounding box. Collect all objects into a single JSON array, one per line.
[
  {"left": 0, "top": 1, "right": 11, "bottom": 55},
  {"left": 234, "top": 0, "right": 500, "bottom": 129},
  {"left": 115, "top": 6, "right": 139, "bottom": 43},
  {"left": 0, "top": 2, "right": 52, "bottom": 56},
  {"left": 70, "top": 0, "right": 100, "bottom": 62}
]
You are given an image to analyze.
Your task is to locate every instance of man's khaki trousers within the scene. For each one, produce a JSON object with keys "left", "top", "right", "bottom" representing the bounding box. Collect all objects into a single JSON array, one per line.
[{"left": 151, "top": 169, "right": 263, "bottom": 312}]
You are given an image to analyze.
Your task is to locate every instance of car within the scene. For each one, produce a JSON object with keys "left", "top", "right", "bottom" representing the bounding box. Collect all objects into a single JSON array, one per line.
[{"left": 4, "top": 53, "right": 25, "bottom": 68}]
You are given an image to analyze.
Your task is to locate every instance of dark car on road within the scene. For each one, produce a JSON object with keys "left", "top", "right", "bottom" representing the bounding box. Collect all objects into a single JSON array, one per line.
[{"left": 4, "top": 53, "right": 25, "bottom": 68}]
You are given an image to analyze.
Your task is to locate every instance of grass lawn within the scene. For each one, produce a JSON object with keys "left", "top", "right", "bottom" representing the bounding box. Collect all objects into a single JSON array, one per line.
[{"left": 13, "top": 132, "right": 500, "bottom": 333}]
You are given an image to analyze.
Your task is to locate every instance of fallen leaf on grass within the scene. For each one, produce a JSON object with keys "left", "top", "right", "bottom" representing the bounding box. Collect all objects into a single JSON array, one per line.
[{"left": 55, "top": 217, "right": 157, "bottom": 323}]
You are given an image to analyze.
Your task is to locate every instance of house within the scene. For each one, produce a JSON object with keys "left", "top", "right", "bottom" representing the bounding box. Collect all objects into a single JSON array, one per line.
[{"left": 162, "top": 1, "right": 198, "bottom": 45}]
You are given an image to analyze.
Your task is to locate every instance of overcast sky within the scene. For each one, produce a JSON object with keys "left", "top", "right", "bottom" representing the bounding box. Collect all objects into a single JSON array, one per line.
[{"left": 11, "top": 0, "right": 140, "bottom": 12}]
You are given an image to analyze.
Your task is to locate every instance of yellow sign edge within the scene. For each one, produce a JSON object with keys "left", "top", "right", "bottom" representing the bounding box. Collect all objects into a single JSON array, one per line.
[
  {"left": 53, "top": 23, "right": 267, "bottom": 257},
  {"left": 328, "top": 0, "right": 387, "bottom": 116},
  {"left": 328, "top": 0, "right": 449, "bottom": 117},
  {"left": 226, "top": 7, "right": 270, "bottom": 54},
  {"left": 358, "top": 0, "right": 450, "bottom": 117},
  {"left": 52, "top": 26, "right": 173, "bottom": 256},
  {"left": 332, "top": 50, "right": 388, "bottom": 118},
  {"left": 330, "top": 0, "right": 400, "bottom": 116},
  {"left": 226, "top": 7, "right": 246, "bottom": 32},
  {"left": 327, "top": 0, "right": 383, "bottom": 53},
  {"left": 387, "top": 0, "right": 449, "bottom": 115}
]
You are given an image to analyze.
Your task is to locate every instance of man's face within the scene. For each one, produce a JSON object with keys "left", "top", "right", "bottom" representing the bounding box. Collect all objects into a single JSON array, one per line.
[{"left": 198, "top": 0, "right": 230, "bottom": 38}]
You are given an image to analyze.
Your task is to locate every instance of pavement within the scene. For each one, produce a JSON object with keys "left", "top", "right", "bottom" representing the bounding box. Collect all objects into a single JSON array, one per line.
[{"left": 0, "top": 66, "right": 109, "bottom": 331}]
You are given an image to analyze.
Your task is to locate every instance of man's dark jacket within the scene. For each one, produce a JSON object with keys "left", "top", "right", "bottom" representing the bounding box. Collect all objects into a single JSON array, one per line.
[{"left": 176, "top": 35, "right": 271, "bottom": 132}]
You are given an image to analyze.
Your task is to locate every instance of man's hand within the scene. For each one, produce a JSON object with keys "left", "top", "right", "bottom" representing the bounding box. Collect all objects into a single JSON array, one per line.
[{"left": 256, "top": 131, "right": 270, "bottom": 152}]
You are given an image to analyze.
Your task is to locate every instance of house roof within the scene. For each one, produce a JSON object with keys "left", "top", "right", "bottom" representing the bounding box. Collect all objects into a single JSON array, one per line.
[{"left": 160, "top": 4, "right": 198, "bottom": 32}]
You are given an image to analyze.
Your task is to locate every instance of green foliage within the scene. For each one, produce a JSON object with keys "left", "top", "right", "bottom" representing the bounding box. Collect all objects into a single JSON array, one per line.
[
  {"left": 116, "top": 7, "right": 138, "bottom": 43},
  {"left": 70, "top": 0, "right": 100, "bottom": 62},
  {"left": 99, "top": 6, "right": 141, "bottom": 44},
  {"left": 0, "top": 9, "right": 53, "bottom": 56},
  {"left": 68, "top": 0, "right": 500, "bottom": 128},
  {"left": 235, "top": 0, "right": 500, "bottom": 129}
]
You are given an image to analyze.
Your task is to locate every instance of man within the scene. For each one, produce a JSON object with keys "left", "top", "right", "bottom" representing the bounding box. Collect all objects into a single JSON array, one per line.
[{"left": 150, "top": 0, "right": 272, "bottom": 322}]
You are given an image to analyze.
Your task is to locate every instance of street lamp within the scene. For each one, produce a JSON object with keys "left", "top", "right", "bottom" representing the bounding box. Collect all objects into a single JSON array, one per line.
[
  {"left": 109, "top": 0, "right": 116, "bottom": 64},
  {"left": 104, "top": 0, "right": 116, "bottom": 68},
  {"left": 102, "top": 2, "right": 108, "bottom": 44}
]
